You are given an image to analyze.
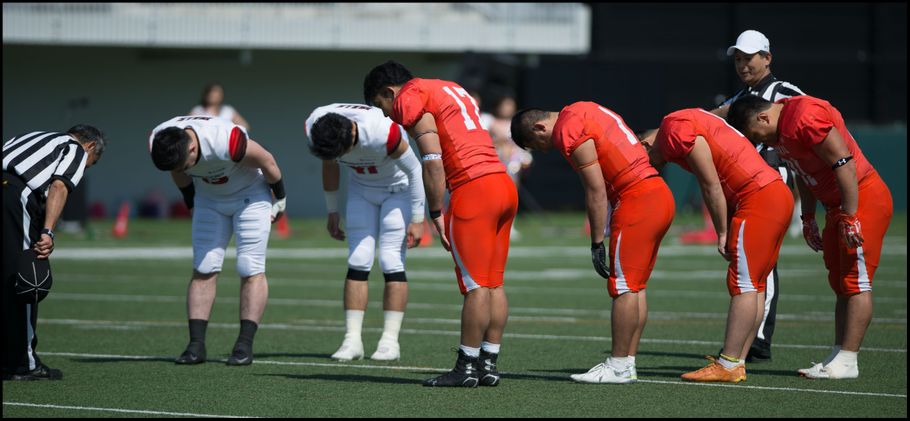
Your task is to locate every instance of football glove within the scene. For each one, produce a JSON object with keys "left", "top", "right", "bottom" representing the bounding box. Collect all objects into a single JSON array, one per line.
[
  {"left": 837, "top": 212, "right": 864, "bottom": 249},
  {"left": 800, "top": 214, "right": 823, "bottom": 252},
  {"left": 271, "top": 197, "right": 286, "bottom": 221},
  {"left": 591, "top": 241, "right": 610, "bottom": 279}
]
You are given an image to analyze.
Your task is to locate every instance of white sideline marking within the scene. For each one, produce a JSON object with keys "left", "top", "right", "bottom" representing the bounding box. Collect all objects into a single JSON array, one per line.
[
  {"left": 2, "top": 402, "right": 254, "bottom": 418},
  {"left": 36, "top": 351, "right": 908, "bottom": 399},
  {"left": 50, "top": 244, "right": 907, "bottom": 260},
  {"left": 47, "top": 292, "right": 909, "bottom": 324},
  {"left": 37, "top": 318, "right": 908, "bottom": 353}
]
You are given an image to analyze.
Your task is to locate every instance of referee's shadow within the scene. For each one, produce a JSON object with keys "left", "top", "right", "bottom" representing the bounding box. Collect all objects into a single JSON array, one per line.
[{"left": 258, "top": 372, "right": 422, "bottom": 385}]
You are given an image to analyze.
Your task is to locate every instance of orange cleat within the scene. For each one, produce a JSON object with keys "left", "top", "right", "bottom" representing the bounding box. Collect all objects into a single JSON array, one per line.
[{"left": 681, "top": 361, "right": 746, "bottom": 383}]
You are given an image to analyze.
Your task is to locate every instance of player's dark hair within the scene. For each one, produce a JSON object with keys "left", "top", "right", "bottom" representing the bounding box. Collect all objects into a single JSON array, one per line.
[
  {"left": 67, "top": 124, "right": 107, "bottom": 159},
  {"left": 727, "top": 95, "right": 773, "bottom": 133},
  {"left": 150, "top": 127, "right": 191, "bottom": 171},
  {"left": 363, "top": 60, "right": 414, "bottom": 104},
  {"left": 510, "top": 108, "right": 550, "bottom": 150},
  {"left": 200, "top": 82, "right": 224, "bottom": 107},
  {"left": 309, "top": 113, "right": 356, "bottom": 160}
]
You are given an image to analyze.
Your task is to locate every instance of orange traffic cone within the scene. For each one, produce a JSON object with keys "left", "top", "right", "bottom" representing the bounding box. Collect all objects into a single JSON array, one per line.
[
  {"left": 276, "top": 213, "right": 291, "bottom": 239},
  {"left": 112, "top": 201, "right": 130, "bottom": 238}
]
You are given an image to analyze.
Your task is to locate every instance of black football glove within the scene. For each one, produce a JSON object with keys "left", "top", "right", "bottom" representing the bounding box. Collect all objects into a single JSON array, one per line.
[{"left": 591, "top": 241, "right": 610, "bottom": 279}]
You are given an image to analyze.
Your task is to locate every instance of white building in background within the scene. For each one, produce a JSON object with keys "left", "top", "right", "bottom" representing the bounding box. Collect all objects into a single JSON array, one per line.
[{"left": 3, "top": 3, "right": 590, "bottom": 54}]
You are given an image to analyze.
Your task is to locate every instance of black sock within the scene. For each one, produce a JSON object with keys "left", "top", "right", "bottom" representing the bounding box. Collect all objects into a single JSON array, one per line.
[
  {"left": 237, "top": 319, "right": 258, "bottom": 346},
  {"left": 188, "top": 319, "right": 208, "bottom": 344}
]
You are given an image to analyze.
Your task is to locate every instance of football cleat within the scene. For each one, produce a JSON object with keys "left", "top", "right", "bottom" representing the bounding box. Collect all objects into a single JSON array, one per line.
[
  {"left": 226, "top": 342, "right": 253, "bottom": 366},
  {"left": 681, "top": 361, "right": 746, "bottom": 383},
  {"left": 370, "top": 340, "right": 400, "bottom": 361},
  {"left": 175, "top": 342, "right": 206, "bottom": 365},
  {"left": 478, "top": 350, "right": 500, "bottom": 387},
  {"left": 799, "top": 361, "right": 858, "bottom": 379},
  {"left": 570, "top": 360, "right": 636, "bottom": 384},
  {"left": 2, "top": 363, "right": 63, "bottom": 381},
  {"left": 331, "top": 338, "right": 364, "bottom": 361},
  {"left": 423, "top": 350, "right": 479, "bottom": 387}
]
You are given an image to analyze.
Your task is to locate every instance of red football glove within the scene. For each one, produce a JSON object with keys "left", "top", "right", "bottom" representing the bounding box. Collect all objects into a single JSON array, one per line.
[
  {"left": 838, "top": 212, "right": 864, "bottom": 249},
  {"left": 800, "top": 214, "right": 823, "bottom": 252}
]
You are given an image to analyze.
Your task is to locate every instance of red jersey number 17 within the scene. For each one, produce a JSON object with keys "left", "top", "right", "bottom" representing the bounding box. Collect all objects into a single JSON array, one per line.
[{"left": 442, "top": 86, "right": 482, "bottom": 131}]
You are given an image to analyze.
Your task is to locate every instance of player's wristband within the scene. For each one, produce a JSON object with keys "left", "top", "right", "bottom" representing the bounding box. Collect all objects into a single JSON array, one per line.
[
  {"left": 179, "top": 183, "right": 195, "bottom": 210},
  {"left": 269, "top": 179, "right": 287, "bottom": 200},
  {"left": 324, "top": 190, "right": 339, "bottom": 213},
  {"left": 429, "top": 209, "right": 442, "bottom": 220},
  {"left": 411, "top": 212, "right": 425, "bottom": 224},
  {"left": 831, "top": 156, "right": 853, "bottom": 170},
  {"left": 422, "top": 153, "right": 442, "bottom": 161}
]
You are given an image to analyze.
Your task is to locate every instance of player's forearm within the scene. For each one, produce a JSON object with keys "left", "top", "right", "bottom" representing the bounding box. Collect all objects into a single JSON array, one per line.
[
  {"left": 701, "top": 183, "right": 728, "bottom": 236},
  {"left": 796, "top": 178, "right": 817, "bottom": 217},
  {"left": 43, "top": 180, "right": 69, "bottom": 231},
  {"left": 833, "top": 161, "right": 859, "bottom": 215},
  {"left": 258, "top": 154, "right": 282, "bottom": 184},
  {"left": 422, "top": 159, "right": 446, "bottom": 214},
  {"left": 395, "top": 149, "right": 426, "bottom": 223},
  {"left": 322, "top": 161, "right": 340, "bottom": 192},
  {"left": 585, "top": 187, "right": 608, "bottom": 244}
]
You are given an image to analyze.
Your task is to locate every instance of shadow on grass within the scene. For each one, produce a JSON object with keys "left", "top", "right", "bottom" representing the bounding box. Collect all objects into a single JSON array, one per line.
[
  {"left": 636, "top": 350, "right": 711, "bottom": 360},
  {"left": 253, "top": 352, "right": 333, "bottom": 359},
  {"left": 258, "top": 373, "right": 420, "bottom": 385},
  {"left": 68, "top": 356, "right": 176, "bottom": 364}
]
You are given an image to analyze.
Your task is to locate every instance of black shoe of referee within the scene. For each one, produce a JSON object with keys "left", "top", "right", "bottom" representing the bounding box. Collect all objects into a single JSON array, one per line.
[
  {"left": 2, "top": 363, "right": 63, "bottom": 381},
  {"left": 478, "top": 350, "right": 500, "bottom": 387},
  {"left": 423, "top": 350, "right": 479, "bottom": 387},
  {"left": 226, "top": 342, "right": 253, "bottom": 366},
  {"left": 175, "top": 342, "right": 206, "bottom": 365}
]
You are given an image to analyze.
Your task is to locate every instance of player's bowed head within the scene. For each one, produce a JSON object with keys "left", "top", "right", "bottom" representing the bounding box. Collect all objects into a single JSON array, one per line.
[
  {"left": 726, "top": 95, "right": 779, "bottom": 147},
  {"left": 309, "top": 113, "right": 358, "bottom": 161},
  {"left": 510, "top": 108, "right": 557, "bottom": 152},
  {"left": 363, "top": 60, "right": 414, "bottom": 117}
]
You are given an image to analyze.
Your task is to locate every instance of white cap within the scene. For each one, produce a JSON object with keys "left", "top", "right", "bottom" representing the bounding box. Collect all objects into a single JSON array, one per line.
[{"left": 726, "top": 30, "right": 770, "bottom": 56}]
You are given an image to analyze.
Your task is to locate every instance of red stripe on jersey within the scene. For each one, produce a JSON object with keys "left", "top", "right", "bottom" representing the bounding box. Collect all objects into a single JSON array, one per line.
[
  {"left": 229, "top": 127, "right": 247, "bottom": 162},
  {"left": 387, "top": 123, "right": 402, "bottom": 155}
]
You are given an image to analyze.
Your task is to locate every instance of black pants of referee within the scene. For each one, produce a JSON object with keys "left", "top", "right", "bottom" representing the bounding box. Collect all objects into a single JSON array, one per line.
[
  {"left": 2, "top": 173, "right": 45, "bottom": 374},
  {"left": 752, "top": 267, "right": 779, "bottom": 354}
]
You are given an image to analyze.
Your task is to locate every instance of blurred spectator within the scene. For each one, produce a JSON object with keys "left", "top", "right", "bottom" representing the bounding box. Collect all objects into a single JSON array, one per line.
[
  {"left": 137, "top": 189, "right": 168, "bottom": 218},
  {"left": 189, "top": 82, "right": 251, "bottom": 130},
  {"left": 469, "top": 90, "right": 495, "bottom": 130},
  {"left": 488, "top": 95, "right": 533, "bottom": 241}
]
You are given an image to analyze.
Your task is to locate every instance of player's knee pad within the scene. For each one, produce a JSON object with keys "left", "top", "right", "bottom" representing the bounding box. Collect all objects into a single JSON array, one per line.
[
  {"left": 347, "top": 268, "right": 370, "bottom": 281},
  {"left": 236, "top": 253, "right": 265, "bottom": 278},
  {"left": 194, "top": 251, "right": 225, "bottom": 276},
  {"left": 383, "top": 271, "right": 407, "bottom": 282},
  {"left": 378, "top": 247, "right": 405, "bottom": 274}
]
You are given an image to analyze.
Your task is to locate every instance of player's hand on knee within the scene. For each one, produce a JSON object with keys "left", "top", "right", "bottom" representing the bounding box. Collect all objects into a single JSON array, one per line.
[
  {"left": 800, "top": 214, "right": 824, "bottom": 252},
  {"left": 432, "top": 216, "right": 450, "bottom": 251},
  {"left": 590, "top": 241, "right": 610, "bottom": 279},
  {"left": 271, "top": 197, "right": 287, "bottom": 224},
  {"left": 327, "top": 212, "right": 346, "bottom": 241},
  {"left": 406, "top": 222, "right": 424, "bottom": 249},
  {"left": 837, "top": 212, "right": 864, "bottom": 249}
]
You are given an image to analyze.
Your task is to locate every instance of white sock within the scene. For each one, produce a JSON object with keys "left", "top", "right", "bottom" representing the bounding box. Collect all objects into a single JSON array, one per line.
[
  {"left": 629, "top": 355, "right": 636, "bottom": 365},
  {"left": 717, "top": 354, "right": 741, "bottom": 370},
  {"left": 481, "top": 341, "right": 500, "bottom": 354},
  {"left": 609, "top": 356, "right": 633, "bottom": 370},
  {"left": 822, "top": 345, "right": 842, "bottom": 365},
  {"left": 829, "top": 350, "right": 858, "bottom": 366},
  {"left": 379, "top": 311, "right": 404, "bottom": 343},
  {"left": 344, "top": 310, "right": 364, "bottom": 342},
  {"left": 459, "top": 344, "right": 480, "bottom": 358}
]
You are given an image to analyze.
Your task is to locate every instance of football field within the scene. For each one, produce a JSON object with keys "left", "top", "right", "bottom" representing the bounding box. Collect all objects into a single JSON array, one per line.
[{"left": 2, "top": 212, "right": 906, "bottom": 418}]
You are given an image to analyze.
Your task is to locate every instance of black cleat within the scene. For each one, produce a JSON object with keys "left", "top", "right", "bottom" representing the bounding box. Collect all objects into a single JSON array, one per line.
[
  {"left": 746, "top": 346, "right": 772, "bottom": 363},
  {"left": 175, "top": 342, "right": 206, "bottom": 365},
  {"left": 423, "top": 350, "right": 479, "bottom": 387},
  {"left": 226, "top": 342, "right": 253, "bottom": 366},
  {"left": 478, "top": 350, "right": 500, "bottom": 387},
  {"left": 2, "top": 363, "right": 63, "bottom": 381}
]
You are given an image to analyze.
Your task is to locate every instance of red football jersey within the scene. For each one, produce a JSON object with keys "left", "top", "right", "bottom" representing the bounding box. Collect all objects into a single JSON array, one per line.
[
  {"left": 656, "top": 108, "right": 781, "bottom": 204},
  {"left": 776, "top": 96, "right": 876, "bottom": 208},
  {"left": 551, "top": 102, "right": 658, "bottom": 197},
  {"left": 391, "top": 78, "right": 505, "bottom": 191}
]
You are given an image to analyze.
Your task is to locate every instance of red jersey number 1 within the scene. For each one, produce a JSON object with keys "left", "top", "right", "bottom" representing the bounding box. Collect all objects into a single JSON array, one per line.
[{"left": 442, "top": 86, "right": 482, "bottom": 131}]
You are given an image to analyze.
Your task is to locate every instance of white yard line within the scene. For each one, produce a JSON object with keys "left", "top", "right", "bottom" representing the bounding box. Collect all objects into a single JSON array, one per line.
[
  {"left": 38, "top": 318, "right": 908, "bottom": 353},
  {"left": 2, "top": 402, "right": 254, "bottom": 418},
  {"left": 33, "top": 351, "right": 908, "bottom": 399}
]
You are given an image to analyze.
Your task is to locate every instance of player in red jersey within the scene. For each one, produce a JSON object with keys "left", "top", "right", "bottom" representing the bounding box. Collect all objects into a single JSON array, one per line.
[
  {"left": 511, "top": 103, "right": 674, "bottom": 384},
  {"left": 728, "top": 95, "right": 893, "bottom": 380},
  {"left": 643, "top": 108, "right": 793, "bottom": 383},
  {"left": 364, "top": 61, "right": 517, "bottom": 387}
]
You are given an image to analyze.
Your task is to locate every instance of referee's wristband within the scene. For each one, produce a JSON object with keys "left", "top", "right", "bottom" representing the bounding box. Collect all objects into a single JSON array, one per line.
[
  {"left": 41, "top": 228, "right": 55, "bottom": 240},
  {"left": 324, "top": 190, "right": 339, "bottom": 213},
  {"left": 429, "top": 209, "right": 442, "bottom": 220},
  {"left": 269, "top": 178, "right": 287, "bottom": 200}
]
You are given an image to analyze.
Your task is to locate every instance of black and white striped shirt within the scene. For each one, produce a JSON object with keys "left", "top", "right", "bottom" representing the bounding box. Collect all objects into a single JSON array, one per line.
[
  {"left": 2, "top": 131, "right": 88, "bottom": 196},
  {"left": 720, "top": 73, "right": 805, "bottom": 107}
]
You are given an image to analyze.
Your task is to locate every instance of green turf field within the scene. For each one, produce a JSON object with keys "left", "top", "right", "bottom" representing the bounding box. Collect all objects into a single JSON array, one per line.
[{"left": 2, "top": 212, "right": 906, "bottom": 418}]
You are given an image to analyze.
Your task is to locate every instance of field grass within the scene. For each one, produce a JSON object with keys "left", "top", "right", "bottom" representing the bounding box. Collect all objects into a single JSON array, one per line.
[{"left": 2, "top": 211, "right": 906, "bottom": 418}]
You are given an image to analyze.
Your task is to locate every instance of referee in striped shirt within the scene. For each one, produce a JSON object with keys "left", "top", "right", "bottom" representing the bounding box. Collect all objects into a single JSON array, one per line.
[
  {"left": 712, "top": 30, "right": 805, "bottom": 363},
  {"left": 2, "top": 125, "right": 105, "bottom": 381}
]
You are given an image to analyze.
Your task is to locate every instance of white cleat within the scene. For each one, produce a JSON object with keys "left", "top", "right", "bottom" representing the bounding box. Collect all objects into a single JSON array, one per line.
[
  {"left": 570, "top": 362, "right": 636, "bottom": 384},
  {"left": 331, "top": 339, "right": 364, "bottom": 361},
  {"left": 369, "top": 340, "right": 400, "bottom": 361},
  {"left": 799, "top": 361, "right": 859, "bottom": 379}
]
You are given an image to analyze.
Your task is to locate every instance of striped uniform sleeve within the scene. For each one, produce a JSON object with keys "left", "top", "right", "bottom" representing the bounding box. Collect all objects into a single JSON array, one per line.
[
  {"left": 50, "top": 141, "right": 88, "bottom": 192},
  {"left": 767, "top": 81, "right": 805, "bottom": 101}
]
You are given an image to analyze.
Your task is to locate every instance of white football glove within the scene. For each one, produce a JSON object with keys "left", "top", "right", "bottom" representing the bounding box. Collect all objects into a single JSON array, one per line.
[{"left": 271, "top": 197, "right": 287, "bottom": 221}]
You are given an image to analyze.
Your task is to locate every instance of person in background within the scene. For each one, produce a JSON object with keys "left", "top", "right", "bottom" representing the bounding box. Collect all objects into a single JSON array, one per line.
[
  {"left": 190, "top": 82, "right": 251, "bottom": 131},
  {"left": 488, "top": 95, "right": 533, "bottom": 241}
]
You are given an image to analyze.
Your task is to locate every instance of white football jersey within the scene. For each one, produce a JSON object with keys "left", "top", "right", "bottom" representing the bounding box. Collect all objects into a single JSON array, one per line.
[
  {"left": 305, "top": 104, "right": 409, "bottom": 189},
  {"left": 150, "top": 116, "right": 264, "bottom": 197}
]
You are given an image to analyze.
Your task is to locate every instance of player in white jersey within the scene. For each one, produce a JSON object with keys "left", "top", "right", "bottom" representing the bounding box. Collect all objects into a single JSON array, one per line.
[
  {"left": 305, "top": 104, "right": 425, "bottom": 361},
  {"left": 149, "top": 115, "right": 287, "bottom": 366}
]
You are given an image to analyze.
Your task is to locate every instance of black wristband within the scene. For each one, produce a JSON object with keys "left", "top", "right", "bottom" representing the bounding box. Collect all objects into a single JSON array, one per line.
[
  {"left": 179, "top": 183, "right": 195, "bottom": 210},
  {"left": 41, "top": 228, "right": 55, "bottom": 240},
  {"left": 429, "top": 209, "right": 442, "bottom": 219},
  {"left": 831, "top": 155, "right": 853, "bottom": 170},
  {"left": 269, "top": 178, "right": 286, "bottom": 200}
]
